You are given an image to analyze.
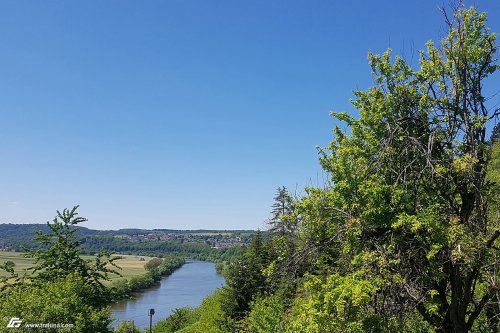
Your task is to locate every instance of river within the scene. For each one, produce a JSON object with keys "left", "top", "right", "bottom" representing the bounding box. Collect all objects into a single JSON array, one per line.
[{"left": 111, "top": 260, "right": 225, "bottom": 330}]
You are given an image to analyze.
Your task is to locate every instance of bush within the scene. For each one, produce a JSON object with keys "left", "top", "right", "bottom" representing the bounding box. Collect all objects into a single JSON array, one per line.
[
  {"left": 152, "top": 308, "right": 197, "bottom": 333},
  {"left": 0, "top": 274, "right": 112, "bottom": 333},
  {"left": 144, "top": 258, "right": 163, "bottom": 271},
  {"left": 114, "top": 320, "right": 141, "bottom": 333},
  {"left": 246, "top": 295, "right": 286, "bottom": 333}
]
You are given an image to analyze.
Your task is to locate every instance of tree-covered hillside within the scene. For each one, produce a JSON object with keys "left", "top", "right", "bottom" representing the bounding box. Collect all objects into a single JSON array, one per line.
[{"left": 0, "top": 224, "right": 251, "bottom": 260}]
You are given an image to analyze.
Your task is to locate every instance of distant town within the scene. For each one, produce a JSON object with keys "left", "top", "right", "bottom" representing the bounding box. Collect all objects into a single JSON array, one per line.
[{"left": 112, "top": 231, "right": 247, "bottom": 249}]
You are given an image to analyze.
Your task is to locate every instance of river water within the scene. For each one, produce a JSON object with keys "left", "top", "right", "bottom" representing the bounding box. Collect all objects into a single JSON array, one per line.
[{"left": 111, "top": 261, "right": 225, "bottom": 330}]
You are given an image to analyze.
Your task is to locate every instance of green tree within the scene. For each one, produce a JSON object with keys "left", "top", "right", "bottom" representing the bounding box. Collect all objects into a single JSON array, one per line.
[
  {"left": 246, "top": 295, "right": 286, "bottom": 333},
  {"left": 151, "top": 308, "right": 197, "bottom": 333},
  {"left": 268, "top": 186, "right": 296, "bottom": 237},
  {"left": 224, "top": 231, "right": 267, "bottom": 319},
  {"left": 313, "top": 4, "right": 499, "bottom": 332},
  {"left": 0, "top": 260, "right": 18, "bottom": 292},
  {"left": 178, "top": 3, "right": 499, "bottom": 333},
  {"left": 25, "top": 206, "right": 121, "bottom": 306},
  {"left": 264, "top": 187, "right": 302, "bottom": 295},
  {"left": 484, "top": 141, "right": 500, "bottom": 331},
  {"left": 114, "top": 320, "right": 141, "bottom": 333},
  {"left": 178, "top": 289, "right": 232, "bottom": 333},
  {"left": 144, "top": 257, "right": 163, "bottom": 271}
]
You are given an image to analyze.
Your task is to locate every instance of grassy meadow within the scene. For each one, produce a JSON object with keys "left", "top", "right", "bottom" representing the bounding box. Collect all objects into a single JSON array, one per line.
[{"left": 0, "top": 250, "right": 152, "bottom": 280}]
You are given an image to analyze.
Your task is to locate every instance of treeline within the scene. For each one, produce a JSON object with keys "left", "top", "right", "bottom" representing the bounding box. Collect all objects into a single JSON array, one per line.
[
  {"left": 147, "top": 5, "right": 500, "bottom": 333},
  {"left": 0, "top": 224, "right": 249, "bottom": 261},
  {"left": 80, "top": 236, "right": 246, "bottom": 261}
]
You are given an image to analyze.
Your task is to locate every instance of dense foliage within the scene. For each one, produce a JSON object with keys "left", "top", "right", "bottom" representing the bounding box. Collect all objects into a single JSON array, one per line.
[
  {"left": 0, "top": 274, "right": 113, "bottom": 333},
  {"left": 155, "top": 4, "right": 499, "bottom": 333},
  {"left": 25, "top": 207, "right": 122, "bottom": 307}
]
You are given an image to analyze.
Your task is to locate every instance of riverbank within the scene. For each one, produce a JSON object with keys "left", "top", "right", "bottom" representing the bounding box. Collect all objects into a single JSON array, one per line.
[
  {"left": 109, "top": 256, "right": 185, "bottom": 301},
  {"left": 111, "top": 261, "right": 225, "bottom": 330}
]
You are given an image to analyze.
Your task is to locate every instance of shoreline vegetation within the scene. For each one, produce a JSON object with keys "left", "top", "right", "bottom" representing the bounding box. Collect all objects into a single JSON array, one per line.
[
  {"left": 0, "top": 249, "right": 224, "bottom": 303},
  {"left": 109, "top": 256, "right": 185, "bottom": 302},
  {"left": 0, "top": 209, "right": 231, "bottom": 333}
]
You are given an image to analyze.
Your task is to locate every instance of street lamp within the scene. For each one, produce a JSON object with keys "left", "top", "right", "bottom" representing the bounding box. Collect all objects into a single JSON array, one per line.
[{"left": 148, "top": 308, "right": 155, "bottom": 333}]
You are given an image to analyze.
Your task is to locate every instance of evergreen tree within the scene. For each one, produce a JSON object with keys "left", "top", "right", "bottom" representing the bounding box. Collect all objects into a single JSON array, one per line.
[
  {"left": 268, "top": 186, "right": 295, "bottom": 237},
  {"left": 225, "top": 231, "right": 267, "bottom": 319}
]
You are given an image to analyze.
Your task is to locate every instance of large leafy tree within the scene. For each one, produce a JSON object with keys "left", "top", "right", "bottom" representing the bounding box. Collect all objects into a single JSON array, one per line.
[{"left": 311, "top": 3, "right": 499, "bottom": 332}]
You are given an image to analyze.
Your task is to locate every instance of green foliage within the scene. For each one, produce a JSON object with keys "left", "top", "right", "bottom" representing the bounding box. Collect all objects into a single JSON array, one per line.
[
  {"left": 0, "top": 260, "right": 18, "bottom": 291},
  {"left": 0, "top": 207, "right": 122, "bottom": 332},
  {"left": 109, "top": 256, "right": 184, "bottom": 300},
  {"left": 299, "top": 5, "right": 498, "bottom": 332},
  {"left": 151, "top": 308, "right": 197, "bottom": 333},
  {"left": 286, "top": 273, "right": 384, "bottom": 333},
  {"left": 114, "top": 320, "right": 141, "bottom": 333},
  {"left": 174, "top": 289, "right": 233, "bottom": 333},
  {"left": 194, "top": 4, "right": 500, "bottom": 333},
  {"left": 25, "top": 206, "right": 121, "bottom": 306},
  {"left": 246, "top": 295, "right": 286, "bottom": 333},
  {"left": 224, "top": 232, "right": 267, "bottom": 318},
  {"left": 491, "top": 123, "right": 500, "bottom": 143},
  {"left": 144, "top": 257, "right": 163, "bottom": 271},
  {"left": 268, "top": 186, "right": 296, "bottom": 238},
  {"left": 0, "top": 274, "right": 112, "bottom": 333}
]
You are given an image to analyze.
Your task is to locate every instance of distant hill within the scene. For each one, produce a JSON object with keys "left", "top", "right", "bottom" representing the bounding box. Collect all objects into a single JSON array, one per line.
[
  {"left": 0, "top": 223, "right": 255, "bottom": 260},
  {"left": 0, "top": 223, "right": 255, "bottom": 238}
]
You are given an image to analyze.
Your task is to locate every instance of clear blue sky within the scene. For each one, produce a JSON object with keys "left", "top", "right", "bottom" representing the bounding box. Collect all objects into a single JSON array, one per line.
[{"left": 1, "top": 1, "right": 499, "bottom": 230}]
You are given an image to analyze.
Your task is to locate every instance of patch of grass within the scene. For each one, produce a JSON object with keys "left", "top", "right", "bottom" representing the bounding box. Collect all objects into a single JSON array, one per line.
[
  {"left": 0, "top": 251, "right": 152, "bottom": 280},
  {"left": 0, "top": 251, "right": 33, "bottom": 277},
  {"left": 191, "top": 232, "right": 232, "bottom": 236},
  {"left": 106, "top": 254, "right": 152, "bottom": 280}
]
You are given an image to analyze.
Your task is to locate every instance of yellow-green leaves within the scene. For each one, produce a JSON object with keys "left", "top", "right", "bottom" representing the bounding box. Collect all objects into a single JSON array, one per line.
[{"left": 286, "top": 272, "right": 380, "bottom": 333}]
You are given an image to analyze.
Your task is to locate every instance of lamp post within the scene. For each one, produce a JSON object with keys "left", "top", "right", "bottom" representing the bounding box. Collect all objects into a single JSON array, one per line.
[{"left": 148, "top": 308, "right": 155, "bottom": 333}]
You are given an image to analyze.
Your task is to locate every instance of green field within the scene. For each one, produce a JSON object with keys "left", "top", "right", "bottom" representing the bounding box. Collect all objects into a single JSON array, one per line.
[
  {"left": 0, "top": 250, "right": 152, "bottom": 280},
  {"left": 191, "top": 232, "right": 233, "bottom": 236},
  {"left": 0, "top": 251, "right": 33, "bottom": 277}
]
